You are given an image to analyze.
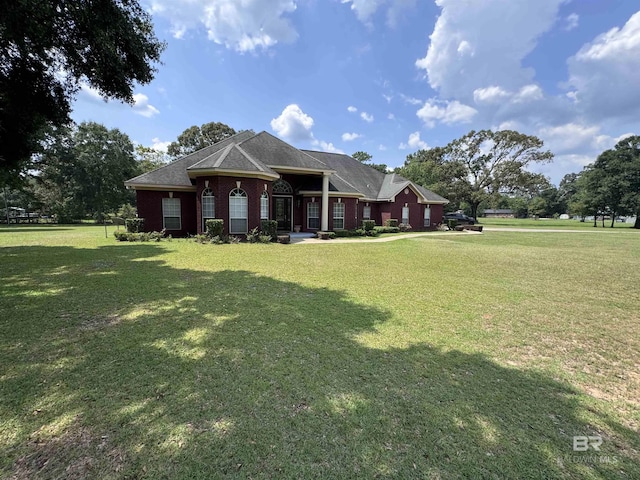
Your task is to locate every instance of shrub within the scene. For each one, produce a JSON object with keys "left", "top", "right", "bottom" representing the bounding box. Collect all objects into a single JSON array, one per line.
[
  {"left": 125, "top": 217, "right": 145, "bottom": 233},
  {"left": 246, "top": 227, "right": 261, "bottom": 243},
  {"left": 362, "top": 220, "right": 376, "bottom": 231},
  {"left": 114, "top": 229, "right": 166, "bottom": 242},
  {"left": 334, "top": 230, "right": 353, "bottom": 238},
  {"left": 385, "top": 218, "right": 398, "bottom": 228},
  {"left": 259, "top": 234, "right": 273, "bottom": 244},
  {"left": 447, "top": 219, "right": 457, "bottom": 230},
  {"left": 205, "top": 219, "right": 224, "bottom": 238},
  {"left": 373, "top": 226, "right": 400, "bottom": 234},
  {"left": 260, "top": 220, "right": 278, "bottom": 241},
  {"left": 399, "top": 223, "right": 412, "bottom": 232},
  {"left": 365, "top": 229, "right": 379, "bottom": 237},
  {"left": 118, "top": 204, "right": 137, "bottom": 220}
]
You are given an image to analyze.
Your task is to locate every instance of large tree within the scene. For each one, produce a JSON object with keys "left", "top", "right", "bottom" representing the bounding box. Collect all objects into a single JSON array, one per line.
[
  {"left": 394, "top": 147, "right": 449, "bottom": 199},
  {"left": 442, "top": 130, "right": 553, "bottom": 218},
  {"left": 168, "top": 122, "right": 237, "bottom": 158},
  {"left": 0, "top": 0, "right": 165, "bottom": 180},
  {"left": 37, "top": 122, "right": 138, "bottom": 222},
  {"left": 583, "top": 135, "right": 640, "bottom": 228},
  {"left": 350, "top": 151, "right": 387, "bottom": 173}
]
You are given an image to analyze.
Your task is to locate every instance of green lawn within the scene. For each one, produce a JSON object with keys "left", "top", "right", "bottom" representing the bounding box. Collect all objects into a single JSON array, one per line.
[
  {"left": 1, "top": 225, "right": 639, "bottom": 479},
  {"left": 479, "top": 217, "right": 635, "bottom": 229}
]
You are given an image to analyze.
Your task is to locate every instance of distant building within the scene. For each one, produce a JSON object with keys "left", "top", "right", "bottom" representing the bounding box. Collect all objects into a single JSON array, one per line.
[{"left": 483, "top": 209, "right": 515, "bottom": 218}]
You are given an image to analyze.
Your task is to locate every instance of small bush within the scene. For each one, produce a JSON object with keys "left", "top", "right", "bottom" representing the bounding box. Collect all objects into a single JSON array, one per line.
[
  {"left": 399, "top": 223, "right": 412, "bottom": 232},
  {"left": 373, "top": 226, "right": 400, "bottom": 234},
  {"left": 205, "top": 219, "right": 224, "bottom": 238},
  {"left": 385, "top": 218, "right": 399, "bottom": 228},
  {"left": 259, "top": 234, "right": 273, "bottom": 244},
  {"left": 334, "top": 230, "right": 353, "bottom": 238},
  {"left": 362, "top": 220, "right": 376, "bottom": 231},
  {"left": 246, "top": 227, "right": 261, "bottom": 243},
  {"left": 447, "top": 219, "right": 457, "bottom": 230},
  {"left": 114, "top": 229, "right": 165, "bottom": 242},
  {"left": 260, "top": 220, "right": 278, "bottom": 241},
  {"left": 125, "top": 217, "right": 145, "bottom": 233}
]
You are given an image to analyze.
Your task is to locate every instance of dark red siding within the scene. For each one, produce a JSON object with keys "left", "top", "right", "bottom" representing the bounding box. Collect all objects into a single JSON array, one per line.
[
  {"left": 195, "top": 177, "right": 272, "bottom": 235},
  {"left": 136, "top": 190, "right": 196, "bottom": 236}
]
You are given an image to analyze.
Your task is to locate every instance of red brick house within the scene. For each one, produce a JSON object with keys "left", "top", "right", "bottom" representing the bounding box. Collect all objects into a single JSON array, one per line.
[{"left": 125, "top": 131, "right": 448, "bottom": 236}]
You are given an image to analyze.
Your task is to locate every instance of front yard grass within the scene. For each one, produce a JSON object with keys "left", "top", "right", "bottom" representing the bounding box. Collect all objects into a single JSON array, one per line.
[{"left": 1, "top": 225, "right": 639, "bottom": 479}]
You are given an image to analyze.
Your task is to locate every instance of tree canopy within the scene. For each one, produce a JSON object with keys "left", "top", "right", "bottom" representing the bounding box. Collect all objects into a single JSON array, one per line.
[
  {"left": 351, "top": 151, "right": 387, "bottom": 173},
  {"left": 36, "top": 122, "right": 138, "bottom": 222},
  {"left": 581, "top": 135, "right": 640, "bottom": 227},
  {"left": 0, "top": 0, "right": 165, "bottom": 179},
  {"left": 167, "top": 122, "right": 237, "bottom": 158},
  {"left": 398, "top": 130, "right": 552, "bottom": 218}
]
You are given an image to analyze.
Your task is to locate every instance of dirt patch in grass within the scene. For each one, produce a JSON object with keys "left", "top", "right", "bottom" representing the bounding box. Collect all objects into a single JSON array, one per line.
[{"left": 11, "top": 419, "right": 126, "bottom": 479}]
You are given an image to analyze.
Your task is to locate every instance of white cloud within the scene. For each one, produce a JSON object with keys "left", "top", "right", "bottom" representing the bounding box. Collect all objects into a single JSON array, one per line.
[
  {"left": 399, "top": 93, "right": 422, "bottom": 105},
  {"left": 312, "top": 139, "right": 344, "bottom": 154},
  {"left": 347, "top": 105, "right": 358, "bottom": 113},
  {"left": 149, "top": 0, "right": 298, "bottom": 52},
  {"left": 415, "top": 0, "right": 564, "bottom": 99},
  {"left": 416, "top": 99, "right": 477, "bottom": 127},
  {"left": 513, "top": 84, "right": 544, "bottom": 103},
  {"left": 565, "top": 13, "right": 579, "bottom": 31},
  {"left": 378, "top": 144, "right": 387, "bottom": 151},
  {"left": 132, "top": 93, "right": 160, "bottom": 117},
  {"left": 566, "top": 11, "right": 640, "bottom": 120},
  {"left": 151, "top": 138, "right": 171, "bottom": 152},
  {"left": 271, "top": 104, "right": 343, "bottom": 153},
  {"left": 387, "top": 113, "right": 396, "bottom": 120},
  {"left": 537, "top": 123, "right": 616, "bottom": 155},
  {"left": 399, "top": 131, "right": 428, "bottom": 150},
  {"left": 473, "top": 85, "right": 510, "bottom": 104},
  {"left": 342, "top": 0, "right": 417, "bottom": 28},
  {"left": 270, "top": 104, "right": 314, "bottom": 142},
  {"left": 360, "top": 112, "right": 374, "bottom": 123},
  {"left": 383, "top": 94, "right": 393, "bottom": 104},
  {"left": 342, "top": 132, "right": 362, "bottom": 141}
]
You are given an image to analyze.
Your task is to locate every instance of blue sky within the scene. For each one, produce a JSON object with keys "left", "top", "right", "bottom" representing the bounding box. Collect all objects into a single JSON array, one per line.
[{"left": 71, "top": 0, "right": 640, "bottom": 185}]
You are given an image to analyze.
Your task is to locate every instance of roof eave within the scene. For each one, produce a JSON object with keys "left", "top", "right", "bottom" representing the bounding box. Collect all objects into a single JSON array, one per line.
[{"left": 187, "top": 169, "right": 280, "bottom": 181}]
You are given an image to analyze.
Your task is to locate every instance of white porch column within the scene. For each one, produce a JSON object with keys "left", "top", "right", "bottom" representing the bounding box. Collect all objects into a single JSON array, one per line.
[{"left": 321, "top": 173, "right": 330, "bottom": 231}]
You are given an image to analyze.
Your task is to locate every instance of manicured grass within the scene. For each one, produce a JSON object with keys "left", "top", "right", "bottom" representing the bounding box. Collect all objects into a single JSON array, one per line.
[
  {"left": 1, "top": 225, "right": 639, "bottom": 479},
  {"left": 480, "top": 217, "right": 635, "bottom": 229}
]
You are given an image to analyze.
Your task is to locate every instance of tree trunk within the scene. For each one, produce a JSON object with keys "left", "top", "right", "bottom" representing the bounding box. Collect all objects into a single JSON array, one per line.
[
  {"left": 610, "top": 214, "right": 615, "bottom": 228},
  {"left": 471, "top": 202, "right": 480, "bottom": 220},
  {"left": 601, "top": 215, "right": 605, "bottom": 228},
  {"left": 593, "top": 214, "right": 597, "bottom": 227},
  {"left": 635, "top": 210, "right": 640, "bottom": 229}
]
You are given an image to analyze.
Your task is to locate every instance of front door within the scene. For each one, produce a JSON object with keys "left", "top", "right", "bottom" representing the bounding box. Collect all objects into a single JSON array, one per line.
[{"left": 274, "top": 196, "right": 292, "bottom": 231}]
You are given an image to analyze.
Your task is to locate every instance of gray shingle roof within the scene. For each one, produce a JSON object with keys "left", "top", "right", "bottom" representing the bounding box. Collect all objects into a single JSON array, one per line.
[
  {"left": 302, "top": 151, "right": 448, "bottom": 203},
  {"left": 239, "top": 132, "right": 332, "bottom": 171},
  {"left": 188, "top": 144, "right": 278, "bottom": 177},
  {"left": 301, "top": 150, "right": 385, "bottom": 198},
  {"left": 125, "top": 131, "right": 448, "bottom": 203},
  {"left": 125, "top": 130, "right": 256, "bottom": 187}
]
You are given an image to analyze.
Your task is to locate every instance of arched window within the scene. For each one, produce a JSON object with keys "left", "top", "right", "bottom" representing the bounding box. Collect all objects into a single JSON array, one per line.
[
  {"left": 260, "top": 191, "right": 269, "bottom": 220},
  {"left": 202, "top": 188, "right": 215, "bottom": 228},
  {"left": 272, "top": 178, "right": 293, "bottom": 194},
  {"left": 229, "top": 188, "right": 248, "bottom": 234}
]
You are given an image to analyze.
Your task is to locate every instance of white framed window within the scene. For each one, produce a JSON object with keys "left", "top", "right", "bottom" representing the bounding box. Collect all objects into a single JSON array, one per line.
[
  {"left": 202, "top": 188, "right": 215, "bottom": 228},
  {"left": 402, "top": 206, "right": 409, "bottom": 225},
  {"left": 162, "top": 197, "right": 181, "bottom": 230},
  {"left": 333, "top": 202, "right": 345, "bottom": 230},
  {"left": 363, "top": 205, "right": 371, "bottom": 220},
  {"left": 424, "top": 206, "right": 431, "bottom": 227},
  {"left": 260, "top": 191, "right": 269, "bottom": 220},
  {"left": 307, "top": 202, "right": 319, "bottom": 229},
  {"left": 229, "top": 188, "right": 248, "bottom": 234}
]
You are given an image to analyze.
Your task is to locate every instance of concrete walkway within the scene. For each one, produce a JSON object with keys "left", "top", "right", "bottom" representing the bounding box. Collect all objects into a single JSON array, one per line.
[
  {"left": 482, "top": 227, "right": 631, "bottom": 233},
  {"left": 291, "top": 230, "right": 481, "bottom": 244}
]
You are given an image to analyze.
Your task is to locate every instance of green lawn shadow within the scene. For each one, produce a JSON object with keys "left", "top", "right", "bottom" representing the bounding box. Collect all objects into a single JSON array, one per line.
[{"left": 1, "top": 244, "right": 637, "bottom": 479}]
